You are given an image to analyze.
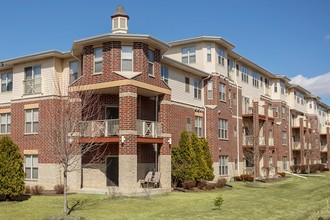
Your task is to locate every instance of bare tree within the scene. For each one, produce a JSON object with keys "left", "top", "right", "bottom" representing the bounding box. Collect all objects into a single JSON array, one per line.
[{"left": 46, "top": 81, "right": 104, "bottom": 215}]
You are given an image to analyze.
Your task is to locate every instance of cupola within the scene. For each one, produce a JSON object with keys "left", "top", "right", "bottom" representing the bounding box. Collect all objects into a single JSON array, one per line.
[{"left": 111, "top": 5, "right": 129, "bottom": 34}]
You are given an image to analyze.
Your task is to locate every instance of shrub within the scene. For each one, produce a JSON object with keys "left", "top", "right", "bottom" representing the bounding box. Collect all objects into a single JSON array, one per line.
[
  {"left": 183, "top": 180, "right": 196, "bottom": 190},
  {"left": 31, "top": 185, "right": 44, "bottom": 195},
  {"left": 216, "top": 178, "right": 227, "bottom": 188},
  {"left": 25, "top": 185, "right": 31, "bottom": 194},
  {"left": 197, "top": 180, "right": 207, "bottom": 190},
  {"left": 54, "top": 184, "right": 64, "bottom": 194},
  {"left": 241, "top": 174, "right": 254, "bottom": 182},
  {"left": 205, "top": 183, "right": 216, "bottom": 190},
  {"left": 290, "top": 165, "right": 300, "bottom": 173},
  {"left": 0, "top": 136, "right": 25, "bottom": 199},
  {"left": 214, "top": 195, "right": 224, "bottom": 209},
  {"left": 300, "top": 165, "right": 308, "bottom": 174},
  {"left": 277, "top": 172, "right": 286, "bottom": 177},
  {"left": 234, "top": 176, "right": 242, "bottom": 181}
]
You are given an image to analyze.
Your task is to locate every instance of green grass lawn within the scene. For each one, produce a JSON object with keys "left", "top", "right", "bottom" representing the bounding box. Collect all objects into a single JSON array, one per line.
[{"left": 1, "top": 173, "right": 330, "bottom": 220}]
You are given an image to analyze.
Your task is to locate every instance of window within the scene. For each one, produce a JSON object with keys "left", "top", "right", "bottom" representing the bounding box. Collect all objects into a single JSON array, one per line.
[
  {"left": 233, "top": 93, "right": 237, "bottom": 106},
  {"left": 24, "top": 66, "right": 41, "bottom": 94},
  {"left": 309, "top": 102, "right": 312, "bottom": 109},
  {"left": 236, "top": 64, "right": 240, "bottom": 77},
  {"left": 0, "top": 113, "right": 11, "bottom": 134},
  {"left": 25, "top": 109, "right": 39, "bottom": 134},
  {"left": 194, "top": 79, "right": 201, "bottom": 99},
  {"left": 235, "top": 159, "right": 238, "bottom": 170},
  {"left": 1, "top": 72, "right": 13, "bottom": 92},
  {"left": 148, "top": 49, "right": 154, "bottom": 76},
  {"left": 219, "top": 156, "right": 228, "bottom": 176},
  {"left": 228, "top": 91, "right": 231, "bottom": 107},
  {"left": 274, "top": 82, "right": 278, "bottom": 93},
  {"left": 265, "top": 78, "right": 269, "bottom": 88},
  {"left": 234, "top": 125, "right": 237, "bottom": 137},
  {"left": 252, "top": 72, "right": 259, "bottom": 88},
  {"left": 283, "top": 156, "right": 288, "bottom": 170},
  {"left": 282, "top": 131, "right": 287, "bottom": 145},
  {"left": 217, "top": 48, "right": 225, "bottom": 66},
  {"left": 219, "top": 83, "right": 226, "bottom": 102},
  {"left": 207, "top": 44, "right": 211, "bottom": 62},
  {"left": 282, "top": 106, "right": 285, "bottom": 118},
  {"left": 122, "top": 46, "right": 133, "bottom": 71},
  {"left": 25, "top": 155, "right": 38, "bottom": 180},
  {"left": 69, "top": 61, "right": 79, "bottom": 84},
  {"left": 186, "top": 117, "right": 192, "bottom": 132},
  {"left": 241, "top": 66, "right": 249, "bottom": 83},
  {"left": 195, "top": 116, "right": 202, "bottom": 137},
  {"left": 275, "top": 106, "right": 279, "bottom": 118},
  {"left": 269, "top": 156, "right": 273, "bottom": 168},
  {"left": 182, "top": 46, "right": 196, "bottom": 64},
  {"left": 280, "top": 81, "right": 286, "bottom": 95},
  {"left": 94, "top": 48, "right": 103, "bottom": 73},
  {"left": 161, "top": 66, "right": 169, "bottom": 84},
  {"left": 207, "top": 80, "right": 213, "bottom": 99},
  {"left": 185, "top": 77, "right": 190, "bottom": 93},
  {"left": 260, "top": 76, "right": 263, "bottom": 87},
  {"left": 218, "top": 119, "right": 228, "bottom": 139}
]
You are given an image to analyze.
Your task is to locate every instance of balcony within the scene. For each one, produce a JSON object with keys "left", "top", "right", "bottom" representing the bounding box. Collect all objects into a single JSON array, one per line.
[
  {"left": 293, "top": 142, "right": 301, "bottom": 150},
  {"left": 243, "top": 135, "right": 253, "bottom": 146},
  {"left": 80, "top": 119, "right": 119, "bottom": 137},
  {"left": 242, "top": 106, "right": 252, "bottom": 115},
  {"left": 321, "top": 144, "right": 328, "bottom": 152},
  {"left": 268, "top": 138, "right": 274, "bottom": 146},
  {"left": 258, "top": 106, "right": 265, "bottom": 116},
  {"left": 265, "top": 87, "right": 271, "bottom": 96},
  {"left": 137, "top": 120, "right": 162, "bottom": 138},
  {"left": 259, "top": 136, "right": 265, "bottom": 145},
  {"left": 268, "top": 109, "right": 274, "bottom": 118},
  {"left": 23, "top": 78, "right": 41, "bottom": 94},
  {"left": 320, "top": 126, "right": 329, "bottom": 134}
]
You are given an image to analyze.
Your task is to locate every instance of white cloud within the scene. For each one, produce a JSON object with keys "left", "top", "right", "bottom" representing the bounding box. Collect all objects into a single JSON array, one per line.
[{"left": 291, "top": 72, "right": 330, "bottom": 96}]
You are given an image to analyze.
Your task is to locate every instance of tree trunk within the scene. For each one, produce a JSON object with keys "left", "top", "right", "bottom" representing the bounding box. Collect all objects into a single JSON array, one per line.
[{"left": 64, "top": 169, "right": 68, "bottom": 215}]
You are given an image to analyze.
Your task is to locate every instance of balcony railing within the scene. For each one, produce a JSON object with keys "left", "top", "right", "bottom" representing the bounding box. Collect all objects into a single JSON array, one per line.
[
  {"left": 293, "top": 142, "right": 301, "bottom": 150},
  {"left": 80, "top": 119, "right": 119, "bottom": 137},
  {"left": 242, "top": 106, "right": 252, "bottom": 115},
  {"left": 321, "top": 144, "right": 328, "bottom": 152},
  {"left": 268, "top": 109, "right": 274, "bottom": 118},
  {"left": 243, "top": 135, "right": 253, "bottom": 146},
  {"left": 268, "top": 138, "right": 274, "bottom": 146},
  {"left": 258, "top": 106, "right": 265, "bottom": 116},
  {"left": 23, "top": 78, "right": 41, "bottom": 94},
  {"left": 259, "top": 136, "right": 265, "bottom": 145},
  {"left": 137, "top": 120, "right": 162, "bottom": 138}
]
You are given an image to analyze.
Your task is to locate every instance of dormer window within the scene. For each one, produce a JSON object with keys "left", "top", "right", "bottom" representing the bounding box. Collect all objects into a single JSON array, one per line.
[
  {"left": 217, "top": 48, "right": 225, "bottom": 66},
  {"left": 122, "top": 46, "right": 133, "bottom": 71}
]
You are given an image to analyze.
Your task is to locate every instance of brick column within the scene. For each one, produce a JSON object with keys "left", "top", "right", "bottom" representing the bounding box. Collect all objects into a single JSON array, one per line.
[
  {"left": 299, "top": 118, "right": 305, "bottom": 165},
  {"left": 253, "top": 101, "right": 260, "bottom": 177},
  {"left": 118, "top": 85, "right": 138, "bottom": 193},
  {"left": 327, "top": 128, "right": 330, "bottom": 169},
  {"left": 158, "top": 94, "right": 171, "bottom": 191}
]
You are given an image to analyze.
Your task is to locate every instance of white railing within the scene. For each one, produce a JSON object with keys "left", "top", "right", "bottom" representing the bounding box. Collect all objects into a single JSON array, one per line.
[
  {"left": 320, "top": 126, "right": 328, "bottom": 134},
  {"left": 268, "top": 109, "right": 274, "bottom": 118},
  {"left": 243, "top": 135, "right": 253, "bottom": 146},
  {"left": 80, "top": 119, "right": 119, "bottom": 137},
  {"left": 293, "top": 142, "right": 301, "bottom": 150},
  {"left": 242, "top": 106, "right": 252, "bottom": 115},
  {"left": 23, "top": 78, "right": 41, "bottom": 94},
  {"left": 268, "top": 138, "right": 274, "bottom": 146},
  {"left": 258, "top": 105, "right": 265, "bottom": 116},
  {"left": 137, "top": 120, "right": 162, "bottom": 137},
  {"left": 259, "top": 136, "right": 265, "bottom": 145},
  {"left": 321, "top": 144, "right": 328, "bottom": 152}
]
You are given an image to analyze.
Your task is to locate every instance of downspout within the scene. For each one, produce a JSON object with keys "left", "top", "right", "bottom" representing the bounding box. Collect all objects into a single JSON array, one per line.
[
  {"left": 288, "top": 106, "right": 292, "bottom": 169},
  {"left": 235, "top": 56, "right": 242, "bottom": 175},
  {"left": 202, "top": 74, "right": 212, "bottom": 138},
  {"left": 71, "top": 50, "right": 81, "bottom": 62}
]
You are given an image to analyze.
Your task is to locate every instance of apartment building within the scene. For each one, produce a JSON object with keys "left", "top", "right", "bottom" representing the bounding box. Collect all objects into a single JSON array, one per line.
[{"left": 0, "top": 5, "right": 329, "bottom": 194}]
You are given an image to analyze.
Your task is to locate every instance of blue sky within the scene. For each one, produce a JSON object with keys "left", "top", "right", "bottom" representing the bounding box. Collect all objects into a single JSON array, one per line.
[{"left": 1, "top": 0, "right": 330, "bottom": 103}]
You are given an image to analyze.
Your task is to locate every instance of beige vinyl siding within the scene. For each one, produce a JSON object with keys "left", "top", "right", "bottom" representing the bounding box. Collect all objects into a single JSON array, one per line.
[{"left": 167, "top": 68, "right": 203, "bottom": 108}]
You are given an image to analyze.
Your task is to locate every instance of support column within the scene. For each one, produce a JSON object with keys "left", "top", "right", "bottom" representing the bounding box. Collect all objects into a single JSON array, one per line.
[
  {"left": 253, "top": 101, "right": 260, "bottom": 177},
  {"left": 118, "top": 85, "right": 138, "bottom": 194},
  {"left": 327, "top": 128, "right": 330, "bottom": 169},
  {"left": 158, "top": 94, "right": 171, "bottom": 191}
]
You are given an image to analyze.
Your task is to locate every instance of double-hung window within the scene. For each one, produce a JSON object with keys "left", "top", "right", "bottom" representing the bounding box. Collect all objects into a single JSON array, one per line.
[
  {"left": 207, "top": 44, "right": 212, "bottom": 62},
  {"left": 195, "top": 116, "right": 202, "bottom": 137},
  {"left": 282, "top": 106, "right": 285, "bottom": 118},
  {"left": 122, "top": 46, "right": 133, "bottom": 71},
  {"left": 69, "top": 61, "right": 79, "bottom": 84},
  {"left": 182, "top": 46, "right": 196, "bottom": 64},
  {"left": 25, "top": 155, "right": 38, "bottom": 180},
  {"left": 0, "top": 113, "right": 11, "bottom": 134},
  {"left": 217, "top": 48, "right": 225, "bottom": 66},
  {"left": 24, "top": 66, "right": 41, "bottom": 94},
  {"left": 275, "top": 106, "right": 279, "bottom": 118},
  {"left": 161, "top": 66, "right": 169, "bottom": 84},
  {"left": 185, "top": 77, "right": 190, "bottom": 93},
  {"left": 25, "top": 108, "right": 39, "bottom": 134},
  {"left": 94, "top": 48, "right": 103, "bottom": 73},
  {"left": 241, "top": 66, "right": 249, "bottom": 83},
  {"left": 280, "top": 81, "right": 286, "bottom": 95},
  {"left": 194, "top": 79, "right": 201, "bottom": 99},
  {"left": 1, "top": 73, "right": 13, "bottom": 92},
  {"left": 207, "top": 80, "right": 213, "bottom": 99},
  {"left": 218, "top": 119, "right": 228, "bottom": 139},
  {"left": 283, "top": 156, "right": 288, "bottom": 170},
  {"left": 148, "top": 49, "right": 154, "bottom": 76},
  {"left": 252, "top": 72, "right": 259, "bottom": 88},
  {"left": 219, "top": 83, "right": 226, "bottom": 102},
  {"left": 282, "top": 131, "right": 287, "bottom": 145},
  {"left": 219, "top": 156, "right": 228, "bottom": 176}
]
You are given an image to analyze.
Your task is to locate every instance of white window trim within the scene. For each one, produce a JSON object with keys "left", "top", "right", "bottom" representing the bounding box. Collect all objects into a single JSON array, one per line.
[
  {"left": 69, "top": 61, "right": 80, "bottom": 84},
  {"left": 1, "top": 72, "right": 13, "bottom": 93},
  {"left": 219, "top": 156, "right": 229, "bottom": 176},
  {"left": 207, "top": 80, "right": 213, "bottom": 99},
  {"left": 148, "top": 49, "right": 155, "bottom": 76},
  {"left": 25, "top": 108, "right": 39, "bottom": 134},
  {"left": 25, "top": 154, "right": 38, "bottom": 180},
  {"left": 194, "top": 79, "right": 202, "bottom": 100},
  {"left": 217, "top": 48, "right": 225, "bottom": 66},
  {"left": 94, "top": 47, "right": 103, "bottom": 74},
  {"left": 161, "top": 66, "right": 169, "bottom": 84},
  {"left": 182, "top": 46, "right": 196, "bottom": 64},
  {"left": 121, "top": 45, "right": 133, "bottom": 72},
  {"left": 195, "top": 116, "right": 203, "bottom": 138},
  {"left": 219, "top": 83, "right": 226, "bottom": 102},
  {"left": 0, "top": 113, "right": 11, "bottom": 134},
  {"left": 218, "top": 119, "right": 228, "bottom": 140}
]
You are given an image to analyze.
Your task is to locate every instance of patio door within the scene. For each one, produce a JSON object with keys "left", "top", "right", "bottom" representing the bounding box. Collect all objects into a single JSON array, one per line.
[
  {"left": 105, "top": 106, "right": 119, "bottom": 119},
  {"left": 106, "top": 156, "right": 119, "bottom": 186}
]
